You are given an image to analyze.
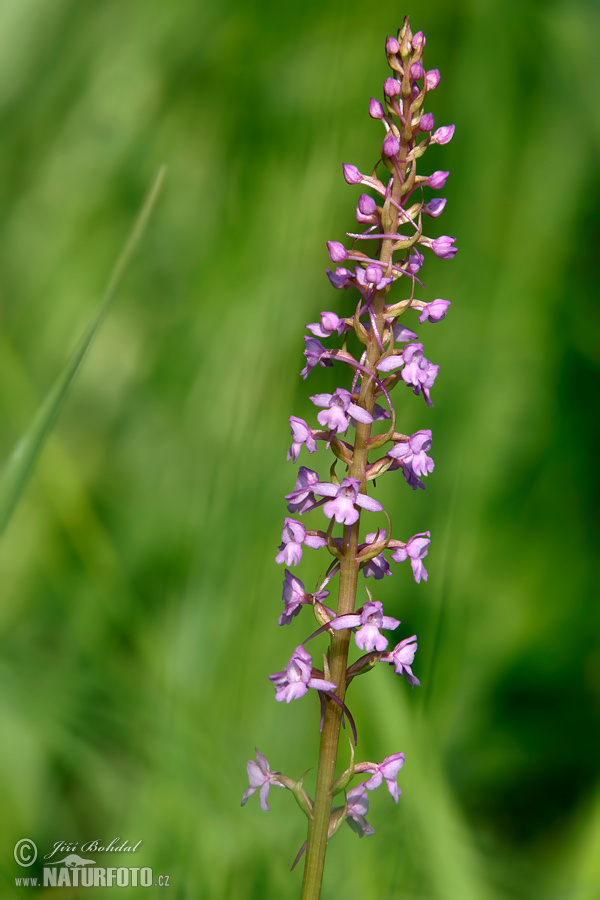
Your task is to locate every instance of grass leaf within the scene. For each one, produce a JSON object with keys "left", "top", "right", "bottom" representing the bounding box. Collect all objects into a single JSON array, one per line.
[{"left": 0, "top": 165, "right": 166, "bottom": 539}]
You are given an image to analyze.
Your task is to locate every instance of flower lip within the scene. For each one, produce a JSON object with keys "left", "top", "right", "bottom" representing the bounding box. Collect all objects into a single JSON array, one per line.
[
  {"left": 312, "top": 477, "right": 384, "bottom": 525},
  {"left": 269, "top": 645, "right": 337, "bottom": 703},
  {"left": 241, "top": 749, "right": 279, "bottom": 812},
  {"left": 391, "top": 532, "right": 431, "bottom": 583},
  {"left": 345, "top": 787, "right": 374, "bottom": 837},
  {"left": 382, "top": 637, "right": 420, "bottom": 687},
  {"left": 357, "top": 752, "right": 406, "bottom": 803},
  {"left": 287, "top": 416, "right": 317, "bottom": 462},
  {"left": 329, "top": 599, "right": 400, "bottom": 653}
]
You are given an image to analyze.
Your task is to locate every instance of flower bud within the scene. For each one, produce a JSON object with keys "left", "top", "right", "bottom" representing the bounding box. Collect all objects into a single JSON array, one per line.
[
  {"left": 342, "top": 163, "right": 363, "bottom": 184},
  {"left": 358, "top": 194, "right": 377, "bottom": 216},
  {"left": 423, "top": 198, "right": 447, "bottom": 217},
  {"left": 398, "top": 17, "right": 413, "bottom": 55},
  {"left": 418, "top": 299, "right": 451, "bottom": 323},
  {"left": 412, "top": 31, "right": 426, "bottom": 51},
  {"left": 399, "top": 30, "right": 412, "bottom": 58},
  {"left": 427, "top": 170, "right": 449, "bottom": 189},
  {"left": 382, "top": 132, "right": 400, "bottom": 157},
  {"left": 432, "top": 124, "right": 455, "bottom": 145},
  {"left": 365, "top": 264, "right": 383, "bottom": 284},
  {"left": 386, "top": 36, "right": 400, "bottom": 55},
  {"left": 430, "top": 235, "right": 458, "bottom": 259},
  {"left": 418, "top": 113, "right": 435, "bottom": 132},
  {"left": 327, "top": 241, "right": 348, "bottom": 263},
  {"left": 405, "top": 250, "right": 424, "bottom": 274},
  {"left": 410, "top": 62, "right": 424, "bottom": 80},
  {"left": 424, "top": 69, "right": 441, "bottom": 90},
  {"left": 384, "top": 77, "right": 401, "bottom": 98},
  {"left": 369, "top": 97, "right": 385, "bottom": 119}
]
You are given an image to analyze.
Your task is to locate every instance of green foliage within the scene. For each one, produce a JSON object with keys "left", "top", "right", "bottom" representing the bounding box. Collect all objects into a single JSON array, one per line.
[{"left": 0, "top": 1, "right": 598, "bottom": 898}]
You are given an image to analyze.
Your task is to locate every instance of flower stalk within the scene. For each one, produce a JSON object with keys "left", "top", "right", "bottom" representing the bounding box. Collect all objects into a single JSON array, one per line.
[{"left": 242, "top": 17, "right": 456, "bottom": 899}]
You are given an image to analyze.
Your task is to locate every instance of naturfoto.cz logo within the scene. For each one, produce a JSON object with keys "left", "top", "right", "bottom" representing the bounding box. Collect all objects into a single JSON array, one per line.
[{"left": 13, "top": 839, "right": 170, "bottom": 889}]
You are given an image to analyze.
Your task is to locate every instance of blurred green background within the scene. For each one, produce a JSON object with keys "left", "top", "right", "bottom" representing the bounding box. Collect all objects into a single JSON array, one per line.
[{"left": 0, "top": 0, "right": 598, "bottom": 897}]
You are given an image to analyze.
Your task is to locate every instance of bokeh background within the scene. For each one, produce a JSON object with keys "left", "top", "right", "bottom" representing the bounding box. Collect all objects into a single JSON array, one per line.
[{"left": 0, "top": 0, "right": 598, "bottom": 897}]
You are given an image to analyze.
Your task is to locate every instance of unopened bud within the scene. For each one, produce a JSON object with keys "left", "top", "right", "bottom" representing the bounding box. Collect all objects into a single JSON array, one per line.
[
  {"left": 412, "top": 31, "right": 426, "bottom": 51},
  {"left": 399, "top": 31, "right": 412, "bottom": 58},
  {"left": 418, "top": 112, "right": 435, "bottom": 132},
  {"left": 427, "top": 169, "right": 449, "bottom": 189},
  {"left": 358, "top": 194, "right": 377, "bottom": 216},
  {"left": 398, "top": 16, "right": 413, "bottom": 55},
  {"left": 432, "top": 124, "right": 455, "bottom": 145},
  {"left": 384, "top": 77, "right": 401, "bottom": 98},
  {"left": 365, "top": 264, "right": 383, "bottom": 284},
  {"left": 424, "top": 68, "right": 441, "bottom": 90},
  {"left": 382, "top": 132, "right": 400, "bottom": 157},
  {"left": 327, "top": 241, "right": 348, "bottom": 263},
  {"left": 369, "top": 97, "right": 385, "bottom": 119},
  {"left": 423, "top": 197, "right": 447, "bottom": 217},
  {"left": 342, "top": 163, "right": 363, "bottom": 184}
]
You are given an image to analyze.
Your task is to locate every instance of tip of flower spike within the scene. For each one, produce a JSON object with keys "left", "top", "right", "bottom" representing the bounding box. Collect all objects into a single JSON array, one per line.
[{"left": 398, "top": 17, "right": 413, "bottom": 57}]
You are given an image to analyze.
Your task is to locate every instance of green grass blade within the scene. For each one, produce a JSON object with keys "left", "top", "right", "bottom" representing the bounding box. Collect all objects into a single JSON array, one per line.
[{"left": 0, "top": 165, "right": 166, "bottom": 538}]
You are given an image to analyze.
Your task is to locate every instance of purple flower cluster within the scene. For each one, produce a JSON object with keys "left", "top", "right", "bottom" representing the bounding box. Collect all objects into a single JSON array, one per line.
[{"left": 243, "top": 17, "right": 456, "bottom": 867}]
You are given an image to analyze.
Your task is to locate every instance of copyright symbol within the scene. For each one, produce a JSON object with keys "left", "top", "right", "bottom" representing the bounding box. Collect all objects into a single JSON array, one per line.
[{"left": 14, "top": 838, "right": 37, "bottom": 867}]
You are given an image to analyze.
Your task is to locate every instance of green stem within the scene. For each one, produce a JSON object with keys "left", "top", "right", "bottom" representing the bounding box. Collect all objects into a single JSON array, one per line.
[
  {"left": 300, "top": 319, "right": 383, "bottom": 900},
  {"left": 300, "top": 110, "right": 410, "bottom": 898}
]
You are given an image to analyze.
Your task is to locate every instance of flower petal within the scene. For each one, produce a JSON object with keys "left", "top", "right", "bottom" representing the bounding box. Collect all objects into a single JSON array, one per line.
[{"left": 355, "top": 494, "right": 384, "bottom": 512}]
